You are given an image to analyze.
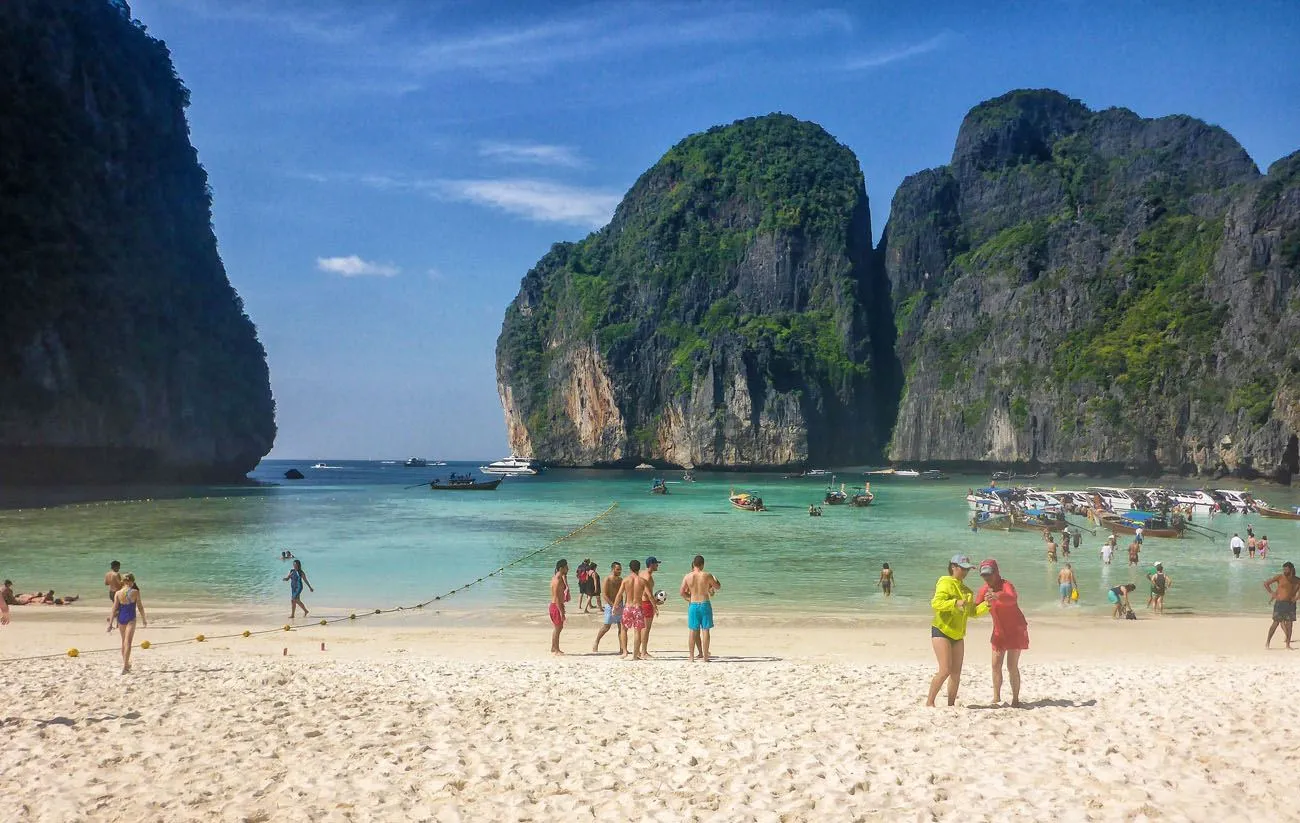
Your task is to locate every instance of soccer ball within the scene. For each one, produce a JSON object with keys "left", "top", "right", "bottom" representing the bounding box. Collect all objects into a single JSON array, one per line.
[{"left": 654, "top": 589, "right": 667, "bottom": 604}]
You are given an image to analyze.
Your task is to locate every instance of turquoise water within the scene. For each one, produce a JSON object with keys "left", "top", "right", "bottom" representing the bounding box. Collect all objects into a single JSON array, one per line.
[{"left": 1, "top": 460, "right": 1296, "bottom": 617}]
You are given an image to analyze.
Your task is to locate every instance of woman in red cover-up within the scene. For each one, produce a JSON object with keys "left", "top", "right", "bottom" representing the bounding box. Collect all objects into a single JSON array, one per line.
[{"left": 973, "top": 558, "right": 1029, "bottom": 707}]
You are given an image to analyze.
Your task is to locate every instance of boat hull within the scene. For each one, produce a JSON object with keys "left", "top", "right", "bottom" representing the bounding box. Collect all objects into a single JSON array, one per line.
[
  {"left": 430, "top": 478, "right": 502, "bottom": 491},
  {"left": 1259, "top": 506, "right": 1300, "bottom": 520},
  {"left": 1098, "top": 516, "right": 1183, "bottom": 538},
  {"left": 970, "top": 513, "right": 1012, "bottom": 530}
]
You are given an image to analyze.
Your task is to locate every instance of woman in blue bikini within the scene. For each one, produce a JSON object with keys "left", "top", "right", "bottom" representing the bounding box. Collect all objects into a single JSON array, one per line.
[{"left": 112, "top": 573, "right": 147, "bottom": 674}]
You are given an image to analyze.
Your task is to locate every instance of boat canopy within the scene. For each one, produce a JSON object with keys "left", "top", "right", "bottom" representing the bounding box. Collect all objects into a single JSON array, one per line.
[{"left": 1119, "top": 510, "right": 1159, "bottom": 522}]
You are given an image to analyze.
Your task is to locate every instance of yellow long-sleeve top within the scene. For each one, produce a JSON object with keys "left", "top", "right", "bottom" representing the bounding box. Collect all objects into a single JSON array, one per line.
[{"left": 930, "top": 575, "right": 987, "bottom": 640}]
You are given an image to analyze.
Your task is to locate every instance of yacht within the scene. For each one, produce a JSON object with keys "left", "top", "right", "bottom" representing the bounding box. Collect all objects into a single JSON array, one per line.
[
  {"left": 404, "top": 457, "right": 428, "bottom": 468},
  {"left": 480, "top": 455, "right": 540, "bottom": 476}
]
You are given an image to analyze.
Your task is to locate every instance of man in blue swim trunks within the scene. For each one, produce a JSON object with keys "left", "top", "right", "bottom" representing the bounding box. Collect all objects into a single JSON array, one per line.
[
  {"left": 593, "top": 561, "right": 626, "bottom": 655},
  {"left": 679, "top": 554, "right": 721, "bottom": 662}
]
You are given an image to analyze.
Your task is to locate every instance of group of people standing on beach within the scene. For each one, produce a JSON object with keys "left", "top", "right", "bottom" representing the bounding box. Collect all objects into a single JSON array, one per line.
[{"left": 550, "top": 554, "right": 721, "bottom": 662}]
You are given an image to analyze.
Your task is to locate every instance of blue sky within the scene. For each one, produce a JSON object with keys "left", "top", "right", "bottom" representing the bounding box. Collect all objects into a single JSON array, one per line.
[{"left": 127, "top": 0, "right": 1300, "bottom": 460}]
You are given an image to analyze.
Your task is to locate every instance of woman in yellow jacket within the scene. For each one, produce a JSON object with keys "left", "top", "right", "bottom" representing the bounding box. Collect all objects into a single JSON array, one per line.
[{"left": 927, "top": 554, "right": 986, "bottom": 707}]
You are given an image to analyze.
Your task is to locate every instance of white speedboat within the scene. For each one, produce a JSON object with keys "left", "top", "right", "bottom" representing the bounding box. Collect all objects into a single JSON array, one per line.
[
  {"left": 1168, "top": 489, "right": 1217, "bottom": 516},
  {"left": 1086, "top": 487, "right": 1137, "bottom": 513},
  {"left": 1215, "top": 489, "right": 1264, "bottom": 513},
  {"left": 480, "top": 455, "right": 540, "bottom": 476},
  {"left": 895, "top": 469, "right": 921, "bottom": 478}
]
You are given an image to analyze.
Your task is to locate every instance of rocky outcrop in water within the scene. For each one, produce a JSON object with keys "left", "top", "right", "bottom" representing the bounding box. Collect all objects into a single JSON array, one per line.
[
  {"left": 0, "top": 0, "right": 275, "bottom": 483},
  {"left": 496, "top": 114, "right": 899, "bottom": 468},
  {"left": 882, "top": 89, "right": 1299, "bottom": 480}
]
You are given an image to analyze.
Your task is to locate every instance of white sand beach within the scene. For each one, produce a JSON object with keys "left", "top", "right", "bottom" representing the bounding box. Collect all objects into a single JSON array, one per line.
[{"left": 1, "top": 607, "right": 1297, "bottom": 821}]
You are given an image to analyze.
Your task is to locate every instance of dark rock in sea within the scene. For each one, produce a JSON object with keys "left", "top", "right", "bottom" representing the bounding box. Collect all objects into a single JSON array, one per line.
[
  {"left": 283, "top": 469, "right": 305, "bottom": 480},
  {"left": 882, "top": 89, "right": 1299, "bottom": 481},
  {"left": 496, "top": 114, "right": 899, "bottom": 468},
  {"left": 0, "top": 0, "right": 275, "bottom": 484}
]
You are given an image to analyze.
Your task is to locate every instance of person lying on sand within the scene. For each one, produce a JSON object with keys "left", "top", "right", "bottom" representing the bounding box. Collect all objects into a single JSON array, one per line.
[{"left": 14, "top": 590, "right": 79, "bottom": 605}]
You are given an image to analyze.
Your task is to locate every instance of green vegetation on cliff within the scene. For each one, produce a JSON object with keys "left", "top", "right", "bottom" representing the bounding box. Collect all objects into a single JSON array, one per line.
[{"left": 497, "top": 114, "right": 892, "bottom": 465}]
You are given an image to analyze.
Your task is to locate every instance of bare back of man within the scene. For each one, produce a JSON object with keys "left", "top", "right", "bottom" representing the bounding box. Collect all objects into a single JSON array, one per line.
[
  {"left": 616, "top": 567, "right": 650, "bottom": 660},
  {"left": 680, "top": 556, "right": 721, "bottom": 662}
]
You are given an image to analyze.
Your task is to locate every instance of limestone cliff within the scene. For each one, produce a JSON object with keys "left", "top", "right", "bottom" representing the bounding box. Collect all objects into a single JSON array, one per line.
[
  {"left": 0, "top": 0, "right": 275, "bottom": 482},
  {"left": 496, "top": 114, "right": 899, "bottom": 468},
  {"left": 882, "top": 89, "right": 1299, "bottom": 479}
]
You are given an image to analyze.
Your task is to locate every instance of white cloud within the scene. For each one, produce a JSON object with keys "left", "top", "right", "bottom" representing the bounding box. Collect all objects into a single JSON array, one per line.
[
  {"left": 316, "top": 255, "right": 400, "bottom": 277},
  {"left": 406, "top": 5, "right": 855, "bottom": 77},
  {"left": 845, "top": 31, "right": 953, "bottom": 70},
  {"left": 439, "top": 179, "right": 619, "bottom": 228},
  {"left": 479, "top": 141, "right": 584, "bottom": 168}
]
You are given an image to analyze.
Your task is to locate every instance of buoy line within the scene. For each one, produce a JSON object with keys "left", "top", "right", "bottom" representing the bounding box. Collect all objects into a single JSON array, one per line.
[{"left": 0, "top": 502, "right": 618, "bottom": 662}]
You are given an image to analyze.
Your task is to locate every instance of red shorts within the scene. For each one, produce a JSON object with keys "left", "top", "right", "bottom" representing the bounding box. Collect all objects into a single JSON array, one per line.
[
  {"left": 548, "top": 603, "right": 564, "bottom": 627},
  {"left": 623, "top": 604, "right": 646, "bottom": 630},
  {"left": 641, "top": 601, "right": 655, "bottom": 620}
]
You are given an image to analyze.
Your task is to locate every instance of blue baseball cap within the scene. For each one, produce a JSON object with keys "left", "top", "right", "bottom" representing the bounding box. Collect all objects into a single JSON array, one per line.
[{"left": 645, "top": 556, "right": 660, "bottom": 566}]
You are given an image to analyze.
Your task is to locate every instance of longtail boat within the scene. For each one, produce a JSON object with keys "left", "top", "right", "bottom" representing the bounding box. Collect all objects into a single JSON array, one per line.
[
  {"left": 1010, "top": 507, "right": 1067, "bottom": 532},
  {"left": 429, "top": 476, "right": 502, "bottom": 491},
  {"left": 1258, "top": 504, "right": 1300, "bottom": 520},
  {"left": 729, "top": 489, "right": 766, "bottom": 512},
  {"left": 1097, "top": 508, "right": 1186, "bottom": 538},
  {"left": 970, "top": 511, "right": 1012, "bottom": 531}
]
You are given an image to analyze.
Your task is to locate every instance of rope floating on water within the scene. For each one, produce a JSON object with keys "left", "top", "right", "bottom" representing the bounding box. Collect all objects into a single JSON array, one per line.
[{"left": 1, "top": 502, "right": 618, "bottom": 663}]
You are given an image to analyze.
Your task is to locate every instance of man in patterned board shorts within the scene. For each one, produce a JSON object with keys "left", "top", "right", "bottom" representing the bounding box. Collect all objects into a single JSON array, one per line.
[
  {"left": 615, "top": 560, "right": 650, "bottom": 659},
  {"left": 1265, "top": 562, "right": 1300, "bottom": 649}
]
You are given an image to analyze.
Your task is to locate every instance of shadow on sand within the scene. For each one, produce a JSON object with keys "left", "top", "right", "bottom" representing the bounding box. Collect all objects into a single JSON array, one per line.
[{"left": 967, "top": 698, "right": 1098, "bottom": 710}]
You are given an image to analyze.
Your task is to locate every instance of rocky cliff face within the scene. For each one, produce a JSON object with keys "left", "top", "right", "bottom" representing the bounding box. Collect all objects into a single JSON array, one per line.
[
  {"left": 0, "top": 0, "right": 275, "bottom": 483},
  {"left": 500, "top": 91, "right": 1300, "bottom": 478},
  {"left": 496, "top": 114, "right": 899, "bottom": 468},
  {"left": 882, "top": 89, "right": 1300, "bottom": 479}
]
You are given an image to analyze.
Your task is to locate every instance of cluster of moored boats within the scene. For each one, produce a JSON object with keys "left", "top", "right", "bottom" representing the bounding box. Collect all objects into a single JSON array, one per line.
[{"left": 966, "top": 484, "right": 1300, "bottom": 538}]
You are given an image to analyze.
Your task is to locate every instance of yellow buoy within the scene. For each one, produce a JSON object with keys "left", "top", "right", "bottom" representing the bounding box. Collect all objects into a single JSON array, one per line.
[
  {"left": 67, "top": 648, "right": 79, "bottom": 658},
  {"left": 349, "top": 613, "right": 356, "bottom": 620},
  {"left": 283, "top": 624, "right": 291, "bottom": 631},
  {"left": 319, "top": 619, "right": 327, "bottom": 626},
  {"left": 140, "top": 640, "right": 151, "bottom": 649},
  {"left": 242, "top": 630, "right": 251, "bottom": 638},
  {"left": 196, "top": 634, "right": 206, "bottom": 642}
]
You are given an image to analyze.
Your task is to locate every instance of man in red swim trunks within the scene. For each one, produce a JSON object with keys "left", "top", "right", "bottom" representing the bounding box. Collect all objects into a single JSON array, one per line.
[
  {"left": 549, "top": 559, "right": 569, "bottom": 656},
  {"left": 616, "top": 560, "right": 651, "bottom": 659},
  {"left": 638, "top": 556, "right": 661, "bottom": 659}
]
